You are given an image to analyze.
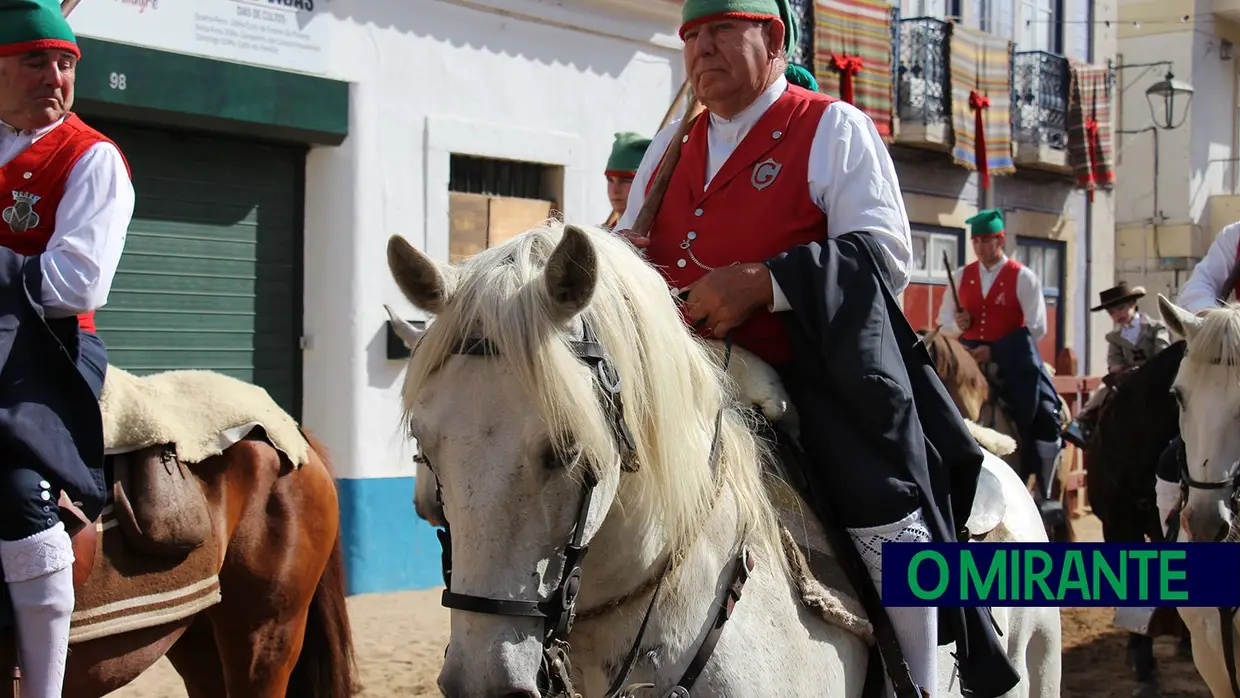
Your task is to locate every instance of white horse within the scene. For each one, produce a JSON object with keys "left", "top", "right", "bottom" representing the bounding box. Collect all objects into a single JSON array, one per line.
[
  {"left": 386, "top": 220, "right": 1060, "bottom": 697},
  {"left": 1158, "top": 294, "right": 1240, "bottom": 697}
]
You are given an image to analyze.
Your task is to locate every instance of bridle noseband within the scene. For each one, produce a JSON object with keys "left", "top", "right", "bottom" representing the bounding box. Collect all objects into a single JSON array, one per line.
[{"left": 417, "top": 319, "right": 750, "bottom": 698}]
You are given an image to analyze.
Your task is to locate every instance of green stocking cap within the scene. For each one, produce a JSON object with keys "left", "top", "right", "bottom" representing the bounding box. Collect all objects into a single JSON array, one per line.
[
  {"left": 605, "top": 132, "right": 652, "bottom": 177},
  {"left": 966, "top": 208, "right": 1005, "bottom": 237},
  {"left": 0, "top": 0, "right": 79, "bottom": 58},
  {"left": 680, "top": 0, "right": 798, "bottom": 55},
  {"left": 785, "top": 63, "right": 818, "bottom": 91}
]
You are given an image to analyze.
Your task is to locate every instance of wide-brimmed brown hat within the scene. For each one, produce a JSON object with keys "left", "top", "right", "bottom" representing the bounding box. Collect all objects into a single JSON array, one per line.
[{"left": 1091, "top": 281, "right": 1146, "bottom": 312}]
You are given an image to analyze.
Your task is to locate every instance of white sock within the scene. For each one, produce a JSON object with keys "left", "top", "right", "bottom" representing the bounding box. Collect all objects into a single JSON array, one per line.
[
  {"left": 1155, "top": 476, "right": 1182, "bottom": 539},
  {"left": 849, "top": 508, "right": 937, "bottom": 696},
  {"left": 0, "top": 523, "right": 75, "bottom": 698}
]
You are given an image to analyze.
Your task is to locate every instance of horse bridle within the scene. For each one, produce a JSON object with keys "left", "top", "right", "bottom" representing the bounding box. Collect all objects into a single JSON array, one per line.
[{"left": 417, "top": 320, "right": 753, "bottom": 698}]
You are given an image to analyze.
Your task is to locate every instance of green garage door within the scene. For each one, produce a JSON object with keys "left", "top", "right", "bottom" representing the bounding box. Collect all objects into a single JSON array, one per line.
[{"left": 89, "top": 121, "right": 306, "bottom": 419}]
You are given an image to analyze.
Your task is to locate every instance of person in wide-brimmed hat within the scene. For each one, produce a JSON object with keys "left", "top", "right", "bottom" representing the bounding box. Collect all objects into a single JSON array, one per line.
[{"left": 1061, "top": 282, "right": 1170, "bottom": 450}]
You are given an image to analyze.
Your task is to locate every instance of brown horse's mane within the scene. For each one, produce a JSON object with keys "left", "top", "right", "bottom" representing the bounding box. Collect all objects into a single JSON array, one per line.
[{"left": 924, "top": 330, "right": 991, "bottom": 421}]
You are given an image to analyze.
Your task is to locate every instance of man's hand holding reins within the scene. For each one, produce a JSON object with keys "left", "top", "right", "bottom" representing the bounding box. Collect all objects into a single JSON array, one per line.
[{"left": 682, "top": 263, "right": 773, "bottom": 338}]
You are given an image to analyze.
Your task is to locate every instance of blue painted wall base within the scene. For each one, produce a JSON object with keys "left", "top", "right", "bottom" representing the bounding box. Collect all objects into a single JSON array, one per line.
[{"left": 336, "top": 476, "right": 443, "bottom": 595}]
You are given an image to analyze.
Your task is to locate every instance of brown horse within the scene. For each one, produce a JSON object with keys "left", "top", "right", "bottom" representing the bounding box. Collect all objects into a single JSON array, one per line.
[{"left": 28, "top": 428, "right": 356, "bottom": 698}]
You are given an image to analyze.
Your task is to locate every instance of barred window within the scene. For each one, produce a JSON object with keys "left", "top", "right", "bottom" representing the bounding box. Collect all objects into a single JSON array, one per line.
[{"left": 788, "top": 0, "right": 814, "bottom": 67}]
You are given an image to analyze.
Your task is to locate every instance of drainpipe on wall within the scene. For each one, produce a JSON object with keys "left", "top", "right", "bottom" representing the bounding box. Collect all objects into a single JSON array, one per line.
[{"left": 1082, "top": 0, "right": 1095, "bottom": 375}]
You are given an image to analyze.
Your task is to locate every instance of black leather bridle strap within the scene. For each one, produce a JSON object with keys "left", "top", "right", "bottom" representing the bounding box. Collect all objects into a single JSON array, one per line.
[{"left": 671, "top": 548, "right": 754, "bottom": 692}]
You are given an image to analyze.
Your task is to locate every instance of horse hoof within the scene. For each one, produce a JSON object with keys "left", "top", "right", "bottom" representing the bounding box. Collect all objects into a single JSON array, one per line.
[{"left": 1131, "top": 680, "right": 1161, "bottom": 698}]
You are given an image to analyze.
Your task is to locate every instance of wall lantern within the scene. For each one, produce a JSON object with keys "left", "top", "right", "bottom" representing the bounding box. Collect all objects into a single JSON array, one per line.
[{"left": 1145, "top": 70, "right": 1194, "bottom": 130}]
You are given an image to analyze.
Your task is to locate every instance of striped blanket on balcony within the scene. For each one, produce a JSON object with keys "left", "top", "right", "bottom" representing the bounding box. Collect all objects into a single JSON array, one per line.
[
  {"left": 813, "top": 0, "right": 895, "bottom": 139},
  {"left": 1067, "top": 62, "right": 1115, "bottom": 193},
  {"left": 948, "top": 25, "right": 1016, "bottom": 182}
]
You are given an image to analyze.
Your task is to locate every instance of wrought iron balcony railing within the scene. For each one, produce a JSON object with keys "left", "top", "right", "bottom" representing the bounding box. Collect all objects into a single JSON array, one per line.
[
  {"left": 1012, "top": 50, "right": 1070, "bottom": 151},
  {"left": 895, "top": 17, "right": 951, "bottom": 128}
]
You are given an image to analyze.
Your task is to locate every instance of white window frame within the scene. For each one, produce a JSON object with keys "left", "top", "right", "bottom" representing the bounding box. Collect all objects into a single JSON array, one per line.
[{"left": 909, "top": 228, "right": 964, "bottom": 284}]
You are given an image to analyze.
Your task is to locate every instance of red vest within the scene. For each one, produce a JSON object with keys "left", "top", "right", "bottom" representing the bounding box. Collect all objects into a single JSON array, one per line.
[
  {"left": 0, "top": 114, "right": 130, "bottom": 333},
  {"left": 645, "top": 85, "right": 835, "bottom": 365},
  {"left": 959, "top": 259, "right": 1025, "bottom": 342}
]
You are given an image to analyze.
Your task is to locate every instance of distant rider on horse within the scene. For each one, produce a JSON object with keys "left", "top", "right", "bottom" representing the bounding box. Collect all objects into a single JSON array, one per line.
[
  {"left": 1062, "top": 282, "right": 1169, "bottom": 449},
  {"left": 602, "top": 132, "right": 650, "bottom": 230},
  {"left": 0, "top": 0, "right": 133, "bottom": 694},
  {"left": 935, "top": 209, "right": 1065, "bottom": 527},
  {"left": 1154, "top": 221, "right": 1240, "bottom": 536},
  {"left": 614, "top": 1, "right": 1020, "bottom": 694}
]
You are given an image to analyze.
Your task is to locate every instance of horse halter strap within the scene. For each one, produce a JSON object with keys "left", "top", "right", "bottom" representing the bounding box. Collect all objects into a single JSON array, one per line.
[{"left": 423, "top": 321, "right": 747, "bottom": 697}]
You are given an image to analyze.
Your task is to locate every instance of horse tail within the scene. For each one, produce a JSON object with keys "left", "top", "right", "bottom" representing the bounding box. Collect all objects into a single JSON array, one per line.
[{"left": 287, "top": 432, "right": 360, "bottom": 698}]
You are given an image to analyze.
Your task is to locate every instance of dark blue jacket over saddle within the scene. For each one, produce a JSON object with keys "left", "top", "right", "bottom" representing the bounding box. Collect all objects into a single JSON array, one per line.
[
  {"left": 767, "top": 231, "right": 1021, "bottom": 698},
  {"left": 964, "top": 327, "right": 1060, "bottom": 431},
  {"left": 0, "top": 248, "right": 106, "bottom": 522}
]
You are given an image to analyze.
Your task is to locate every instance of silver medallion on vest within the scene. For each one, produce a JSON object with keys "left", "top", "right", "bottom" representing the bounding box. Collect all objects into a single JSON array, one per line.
[{"left": 2, "top": 191, "right": 41, "bottom": 233}]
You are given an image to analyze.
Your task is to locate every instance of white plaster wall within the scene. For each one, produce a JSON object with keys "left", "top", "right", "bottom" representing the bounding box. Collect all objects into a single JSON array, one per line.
[
  {"left": 1189, "top": 28, "right": 1238, "bottom": 227},
  {"left": 1114, "top": 31, "right": 1195, "bottom": 226},
  {"left": 300, "top": 0, "right": 684, "bottom": 479}
]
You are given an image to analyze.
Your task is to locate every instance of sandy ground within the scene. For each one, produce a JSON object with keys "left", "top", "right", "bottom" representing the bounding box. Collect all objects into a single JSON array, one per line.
[{"left": 108, "top": 515, "right": 1212, "bottom": 698}]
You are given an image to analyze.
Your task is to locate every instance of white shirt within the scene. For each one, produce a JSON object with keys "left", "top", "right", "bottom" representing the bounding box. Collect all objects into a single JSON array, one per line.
[
  {"left": 0, "top": 116, "right": 133, "bottom": 317},
  {"left": 616, "top": 75, "right": 913, "bottom": 311},
  {"left": 1119, "top": 312, "right": 1143, "bottom": 345},
  {"left": 1177, "top": 221, "right": 1240, "bottom": 314},
  {"left": 935, "top": 254, "right": 1048, "bottom": 341}
]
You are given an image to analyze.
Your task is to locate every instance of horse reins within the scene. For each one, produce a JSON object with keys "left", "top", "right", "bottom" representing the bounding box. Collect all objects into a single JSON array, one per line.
[{"left": 421, "top": 323, "right": 755, "bottom": 697}]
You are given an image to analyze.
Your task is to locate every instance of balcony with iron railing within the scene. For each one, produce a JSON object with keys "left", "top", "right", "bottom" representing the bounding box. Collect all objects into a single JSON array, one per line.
[
  {"left": 895, "top": 17, "right": 952, "bottom": 149},
  {"left": 1011, "top": 50, "right": 1071, "bottom": 172}
]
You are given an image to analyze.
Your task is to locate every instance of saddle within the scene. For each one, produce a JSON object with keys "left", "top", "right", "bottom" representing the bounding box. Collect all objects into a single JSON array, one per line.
[{"left": 56, "top": 442, "right": 212, "bottom": 596}]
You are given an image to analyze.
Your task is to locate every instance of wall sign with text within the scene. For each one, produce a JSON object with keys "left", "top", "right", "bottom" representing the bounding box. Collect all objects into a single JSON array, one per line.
[{"left": 70, "top": 0, "right": 330, "bottom": 76}]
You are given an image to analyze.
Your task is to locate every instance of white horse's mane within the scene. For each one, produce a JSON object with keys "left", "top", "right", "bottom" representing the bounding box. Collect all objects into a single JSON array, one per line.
[
  {"left": 1179, "top": 303, "right": 1240, "bottom": 390},
  {"left": 401, "top": 219, "right": 786, "bottom": 569}
]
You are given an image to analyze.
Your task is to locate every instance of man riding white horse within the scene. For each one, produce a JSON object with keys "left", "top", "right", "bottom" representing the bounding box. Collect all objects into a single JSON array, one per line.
[
  {"left": 614, "top": 1, "right": 1019, "bottom": 694},
  {"left": 0, "top": 1, "right": 133, "bottom": 694},
  {"left": 1154, "top": 221, "right": 1240, "bottom": 537},
  {"left": 935, "top": 209, "right": 1065, "bottom": 529}
]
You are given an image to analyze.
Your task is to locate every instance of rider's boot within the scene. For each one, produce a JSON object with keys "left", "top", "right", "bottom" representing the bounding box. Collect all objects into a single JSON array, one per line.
[
  {"left": 0, "top": 522, "right": 74, "bottom": 698},
  {"left": 849, "top": 508, "right": 937, "bottom": 697},
  {"left": 1034, "top": 439, "right": 1066, "bottom": 528}
]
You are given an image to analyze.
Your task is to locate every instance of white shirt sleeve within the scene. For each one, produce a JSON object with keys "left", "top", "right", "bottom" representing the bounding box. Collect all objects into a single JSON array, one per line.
[
  {"left": 1178, "top": 223, "right": 1240, "bottom": 314},
  {"left": 808, "top": 101, "right": 913, "bottom": 293},
  {"left": 40, "top": 141, "right": 134, "bottom": 317},
  {"left": 1017, "top": 265, "right": 1048, "bottom": 341}
]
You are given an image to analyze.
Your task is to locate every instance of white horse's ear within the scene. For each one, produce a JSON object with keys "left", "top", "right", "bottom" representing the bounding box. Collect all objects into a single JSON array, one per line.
[
  {"left": 387, "top": 235, "right": 456, "bottom": 315},
  {"left": 383, "top": 304, "right": 424, "bottom": 349},
  {"left": 543, "top": 224, "right": 598, "bottom": 324},
  {"left": 1158, "top": 293, "right": 1203, "bottom": 341}
]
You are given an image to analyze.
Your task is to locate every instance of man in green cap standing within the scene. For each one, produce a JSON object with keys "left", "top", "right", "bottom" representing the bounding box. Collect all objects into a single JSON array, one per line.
[
  {"left": 615, "top": 1, "right": 1020, "bottom": 695},
  {"left": 936, "top": 209, "right": 1064, "bottom": 528},
  {"left": 0, "top": 1, "right": 134, "bottom": 695},
  {"left": 603, "top": 132, "right": 650, "bottom": 229}
]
